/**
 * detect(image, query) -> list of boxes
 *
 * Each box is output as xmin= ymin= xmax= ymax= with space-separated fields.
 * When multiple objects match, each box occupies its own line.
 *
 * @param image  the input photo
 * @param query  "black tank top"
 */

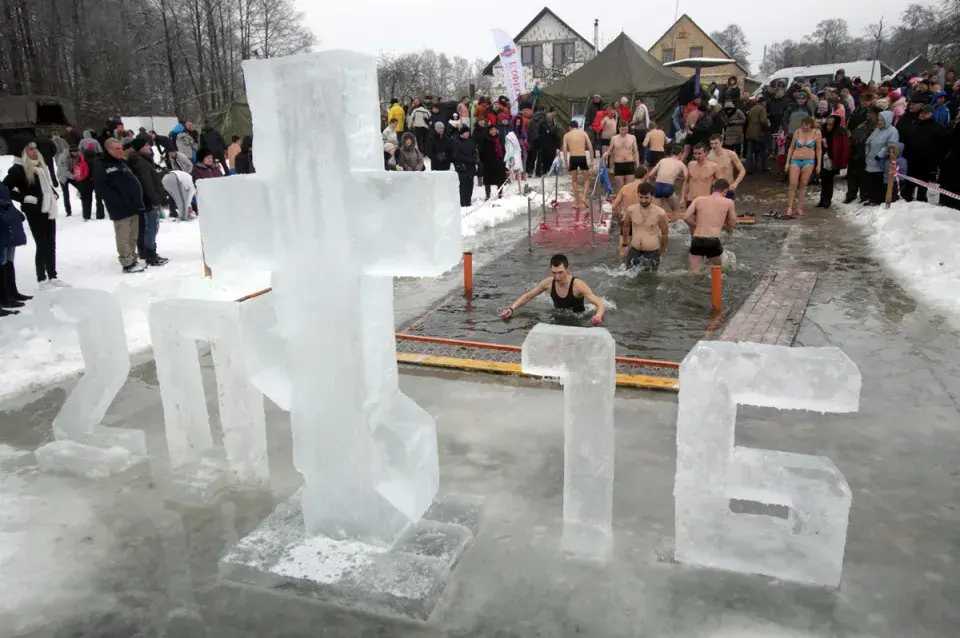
xmin=551 ymin=277 xmax=586 ymax=313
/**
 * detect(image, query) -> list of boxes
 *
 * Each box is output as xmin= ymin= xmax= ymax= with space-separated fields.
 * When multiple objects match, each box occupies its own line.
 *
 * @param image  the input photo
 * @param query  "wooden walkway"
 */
xmin=719 ymin=270 xmax=818 ymax=346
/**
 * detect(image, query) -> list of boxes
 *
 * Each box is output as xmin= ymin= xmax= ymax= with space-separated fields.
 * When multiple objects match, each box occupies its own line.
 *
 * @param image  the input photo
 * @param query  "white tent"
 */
xmin=121 ymin=116 xmax=179 ymax=134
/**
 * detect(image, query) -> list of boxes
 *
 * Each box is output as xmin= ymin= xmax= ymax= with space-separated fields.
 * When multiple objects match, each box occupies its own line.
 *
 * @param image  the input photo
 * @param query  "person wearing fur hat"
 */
xmin=0 ymin=184 xmax=30 ymax=315
xmin=2 ymin=140 xmax=64 ymax=287
xmin=127 ymin=136 xmax=168 ymax=267
xmin=397 ymin=132 xmax=426 ymax=172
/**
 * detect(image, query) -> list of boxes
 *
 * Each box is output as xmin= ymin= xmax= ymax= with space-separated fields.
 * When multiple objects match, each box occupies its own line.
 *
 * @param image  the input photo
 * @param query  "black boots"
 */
xmin=0 ymin=262 xmax=27 ymax=315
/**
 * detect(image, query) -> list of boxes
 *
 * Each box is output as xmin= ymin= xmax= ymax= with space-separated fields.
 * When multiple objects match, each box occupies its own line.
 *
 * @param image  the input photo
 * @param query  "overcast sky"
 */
xmin=301 ymin=0 xmax=917 ymax=77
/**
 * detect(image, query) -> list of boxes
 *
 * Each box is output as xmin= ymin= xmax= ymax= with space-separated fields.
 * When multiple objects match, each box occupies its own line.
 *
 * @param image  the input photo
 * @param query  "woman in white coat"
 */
xmin=504 ymin=125 xmax=524 ymax=194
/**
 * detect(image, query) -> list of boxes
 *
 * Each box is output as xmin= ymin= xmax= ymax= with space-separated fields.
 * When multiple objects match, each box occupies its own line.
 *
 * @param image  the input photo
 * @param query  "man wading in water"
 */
xmin=500 ymin=254 xmax=605 ymax=325
xmin=620 ymin=182 xmax=669 ymax=271
xmin=683 ymin=178 xmax=738 ymax=273
xmin=562 ymin=121 xmax=593 ymax=210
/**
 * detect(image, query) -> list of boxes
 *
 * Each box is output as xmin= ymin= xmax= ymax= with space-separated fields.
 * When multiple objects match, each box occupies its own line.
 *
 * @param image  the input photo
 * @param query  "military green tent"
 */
xmin=538 ymin=32 xmax=687 ymax=132
xmin=207 ymin=96 xmax=252 ymax=141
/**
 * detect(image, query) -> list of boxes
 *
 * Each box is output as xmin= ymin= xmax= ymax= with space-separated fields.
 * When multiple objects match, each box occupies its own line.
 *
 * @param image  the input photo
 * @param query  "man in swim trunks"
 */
xmin=707 ymin=134 xmax=746 ymax=201
xmin=500 ymin=253 xmax=605 ymax=325
xmin=562 ymin=121 xmax=593 ymax=209
xmin=681 ymin=143 xmax=722 ymax=208
xmin=601 ymin=122 xmax=640 ymax=194
xmin=646 ymin=145 xmax=687 ymax=215
xmin=597 ymin=105 xmax=619 ymax=158
xmin=620 ymin=182 xmax=669 ymax=271
xmin=683 ymin=178 xmax=738 ymax=273
xmin=642 ymin=121 xmax=667 ymax=167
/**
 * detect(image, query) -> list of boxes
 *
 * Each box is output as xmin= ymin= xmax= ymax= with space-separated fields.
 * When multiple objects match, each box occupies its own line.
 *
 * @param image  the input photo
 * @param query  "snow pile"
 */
xmin=461 ymin=193 xmax=532 ymax=237
xmin=842 ymin=199 xmax=960 ymax=323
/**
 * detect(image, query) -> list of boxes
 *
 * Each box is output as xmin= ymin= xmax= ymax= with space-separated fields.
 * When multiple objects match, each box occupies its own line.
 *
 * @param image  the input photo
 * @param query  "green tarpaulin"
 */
xmin=538 ymin=32 xmax=686 ymax=132
xmin=206 ymin=96 xmax=252 ymax=141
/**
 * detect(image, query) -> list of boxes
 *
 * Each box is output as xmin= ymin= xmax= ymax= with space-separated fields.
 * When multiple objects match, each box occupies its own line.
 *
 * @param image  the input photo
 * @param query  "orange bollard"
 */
xmin=710 ymin=264 xmax=722 ymax=312
xmin=463 ymin=251 xmax=473 ymax=300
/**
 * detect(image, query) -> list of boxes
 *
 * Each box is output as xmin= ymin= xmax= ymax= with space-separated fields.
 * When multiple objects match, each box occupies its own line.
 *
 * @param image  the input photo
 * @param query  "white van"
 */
xmin=754 ymin=60 xmax=894 ymax=95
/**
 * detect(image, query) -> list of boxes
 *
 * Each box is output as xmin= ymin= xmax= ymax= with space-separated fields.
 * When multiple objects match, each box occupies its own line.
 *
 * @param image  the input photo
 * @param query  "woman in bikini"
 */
xmin=783 ymin=116 xmax=822 ymax=218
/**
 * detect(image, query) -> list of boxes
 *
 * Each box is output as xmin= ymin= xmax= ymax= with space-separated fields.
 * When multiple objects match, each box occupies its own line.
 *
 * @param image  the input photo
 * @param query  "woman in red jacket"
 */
xmin=817 ymin=115 xmax=851 ymax=208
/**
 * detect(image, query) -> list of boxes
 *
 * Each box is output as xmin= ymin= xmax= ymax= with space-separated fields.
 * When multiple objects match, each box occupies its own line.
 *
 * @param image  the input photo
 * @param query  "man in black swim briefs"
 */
xmin=500 ymin=254 xmax=605 ymax=325
xmin=601 ymin=122 xmax=640 ymax=194
xmin=683 ymin=178 xmax=738 ymax=273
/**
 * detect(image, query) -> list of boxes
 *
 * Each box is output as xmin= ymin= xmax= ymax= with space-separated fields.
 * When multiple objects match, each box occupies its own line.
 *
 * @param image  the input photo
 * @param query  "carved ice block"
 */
xmin=674 ymin=340 xmax=860 ymax=587
xmin=522 ymin=323 xmax=616 ymax=560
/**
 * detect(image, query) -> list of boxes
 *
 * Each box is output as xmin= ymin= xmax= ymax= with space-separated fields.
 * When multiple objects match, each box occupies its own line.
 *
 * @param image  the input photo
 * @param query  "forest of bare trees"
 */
xmin=376 ymin=50 xmax=492 ymax=105
xmin=0 ymin=0 xmax=314 ymax=127
xmin=759 ymin=3 xmax=960 ymax=77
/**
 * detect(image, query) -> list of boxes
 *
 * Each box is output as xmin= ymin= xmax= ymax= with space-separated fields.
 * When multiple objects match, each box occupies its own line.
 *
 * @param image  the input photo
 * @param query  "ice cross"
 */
xmin=196 ymin=50 xmax=461 ymax=546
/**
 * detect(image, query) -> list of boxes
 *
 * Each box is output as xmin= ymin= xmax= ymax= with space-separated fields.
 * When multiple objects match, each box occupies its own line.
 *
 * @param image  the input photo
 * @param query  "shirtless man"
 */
xmin=681 ymin=143 xmax=722 ymax=208
xmin=601 ymin=123 xmax=640 ymax=193
xmin=500 ymin=254 xmax=605 ymax=325
xmin=646 ymin=145 xmax=687 ymax=214
xmin=610 ymin=165 xmax=647 ymax=224
xmin=642 ymin=121 xmax=668 ymax=167
xmin=683 ymin=178 xmax=738 ymax=273
xmin=562 ymin=121 xmax=593 ymax=209
xmin=707 ymin=134 xmax=746 ymax=201
xmin=598 ymin=106 xmax=619 ymax=159
xmin=619 ymin=182 xmax=669 ymax=272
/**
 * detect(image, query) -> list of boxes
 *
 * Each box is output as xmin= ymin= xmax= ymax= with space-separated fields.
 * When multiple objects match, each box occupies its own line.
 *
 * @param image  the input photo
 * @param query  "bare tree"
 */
xmin=710 ymin=24 xmax=751 ymax=74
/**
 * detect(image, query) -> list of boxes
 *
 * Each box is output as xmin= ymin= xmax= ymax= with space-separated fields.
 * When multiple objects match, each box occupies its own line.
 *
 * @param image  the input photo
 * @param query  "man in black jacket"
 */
xmin=127 ymin=137 xmax=169 ymax=266
xmin=200 ymin=121 xmax=229 ymax=174
xmin=452 ymin=127 xmax=477 ymax=206
xmin=899 ymin=105 xmax=943 ymax=202
xmin=93 ymin=138 xmax=146 ymax=273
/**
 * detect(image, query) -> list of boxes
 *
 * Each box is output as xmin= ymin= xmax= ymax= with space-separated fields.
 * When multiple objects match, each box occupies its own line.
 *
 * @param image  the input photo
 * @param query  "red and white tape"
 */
xmin=894 ymin=171 xmax=960 ymax=202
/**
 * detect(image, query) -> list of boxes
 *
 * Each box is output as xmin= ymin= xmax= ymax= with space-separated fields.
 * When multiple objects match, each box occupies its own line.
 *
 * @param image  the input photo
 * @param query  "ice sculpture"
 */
xmin=148 ymin=299 xmax=268 ymax=486
xmin=522 ymin=324 xmax=616 ymax=559
xmin=674 ymin=341 xmax=861 ymax=587
xmin=196 ymin=50 xmax=460 ymax=546
xmin=32 ymin=289 xmax=145 ymax=476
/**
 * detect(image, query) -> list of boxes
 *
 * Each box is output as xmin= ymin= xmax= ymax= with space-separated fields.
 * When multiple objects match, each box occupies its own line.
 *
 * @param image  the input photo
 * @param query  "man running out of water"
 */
xmin=646 ymin=145 xmax=687 ymax=214
xmin=620 ymin=182 xmax=669 ymax=271
xmin=707 ymin=134 xmax=746 ymax=200
xmin=562 ymin=121 xmax=593 ymax=210
xmin=500 ymin=254 xmax=605 ymax=325
xmin=601 ymin=122 xmax=640 ymax=193
xmin=683 ymin=178 xmax=738 ymax=273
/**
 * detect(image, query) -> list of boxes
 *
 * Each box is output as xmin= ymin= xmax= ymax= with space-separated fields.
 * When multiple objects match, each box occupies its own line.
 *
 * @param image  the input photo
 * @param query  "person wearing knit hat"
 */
xmin=130 ymin=136 xmax=149 ymax=153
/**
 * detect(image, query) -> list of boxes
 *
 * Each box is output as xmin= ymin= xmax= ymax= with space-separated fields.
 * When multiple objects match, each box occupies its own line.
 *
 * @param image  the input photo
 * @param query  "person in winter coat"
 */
xmin=171 ymin=122 xmax=198 ymax=161
xmin=617 ymin=98 xmax=632 ymax=125
xmin=721 ymin=102 xmax=746 ymax=156
xmin=536 ymin=110 xmax=559 ymax=178
xmin=397 ymin=132 xmax=426 ymax=172
xmin=426 ymin=122 xmax=453 ymax=172
xmin=407 ymin=99 xmax=432 ymax=152
xmin=150 ymin=131 xmax=172 ymax=153
xmin=162 ymin=169 xmax=196 ymax=223
xmin=631 ymin=98 xmax=650 ymax=136
xmin=166 ymin=148 xmax=193 ymax=174
xmin=387 ymin=99 xmax=406 ymax=133
xmin=745 ymin=100 xmax=770 ymax=173
xmin=584 ymin=95 xmax=603 ymax=150
xmin=844 ymin=107 xmax=878 ymax=204
xmin=3 ymin=141 xmax=63 ymax=286
xmin=382 ymin=119 xmax=400 ymax=148
xmin=65 ymin=147 xmax=95 ymax=220
xmin=235 ymin=136 xmax=255 ymax=174
xmin=62 ymin=125 xmax=82 ymax=148
xmin=127 ymin=137 xmax=168 ymax=266
xmin=191 ymin=149 xmax=225 ymax=182
xmin=719 ymin=76 xmax=741 ymax=106
xmin=452 ymin=127 xmax=478 ymax=206
xmin=478 ymin=126 xmax=506 ymax=199
xmin=94 ymin=138 xmax=146 ymax=272
xmin=384 ymin=143 xmax=398 ymax=170
xmin=504 ymin=126 xmax=524 ymax=189
xmin=200 ymin=121 xmax=229 ymax=173
xmin=0 ymin=184 xmax=30 ymax=315
xmin=54 ymin=140 xmax=75 ymax=216
xmin=79 ymin=129 xmax=103 ymax=155
xmin=864 ymin=111 xmax=900 ymax=205
xmin=931 ymin=91 xmax=951 ymax=127
xmin=782 ymin=88 xmax=817 ymax=136
xmin=816 ymin=116 xmax=850 ymax=207
xmin=938 ymin=119 xmax=960 ymax=210
xmin=899 ymin=105 xmax=943 ymax=202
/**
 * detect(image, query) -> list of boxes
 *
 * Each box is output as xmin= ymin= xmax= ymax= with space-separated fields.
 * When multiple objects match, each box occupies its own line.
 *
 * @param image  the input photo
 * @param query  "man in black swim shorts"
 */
xmin=562 ymin=121 xmax=593 ymax=209
xmin=683 ymin=178 xmax=738 ymax=272
xmin=601 ymin=122 xmax=640 ymax=194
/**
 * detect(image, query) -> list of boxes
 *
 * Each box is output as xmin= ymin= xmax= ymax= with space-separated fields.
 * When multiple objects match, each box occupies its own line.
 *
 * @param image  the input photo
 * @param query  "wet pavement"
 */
xmin=2 ymin=175 xmax=960 ymax=637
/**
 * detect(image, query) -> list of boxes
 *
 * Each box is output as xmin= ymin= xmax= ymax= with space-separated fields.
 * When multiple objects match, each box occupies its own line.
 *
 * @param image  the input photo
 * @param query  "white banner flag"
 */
xmin=492 ymin=29 xmax=527 ymax=115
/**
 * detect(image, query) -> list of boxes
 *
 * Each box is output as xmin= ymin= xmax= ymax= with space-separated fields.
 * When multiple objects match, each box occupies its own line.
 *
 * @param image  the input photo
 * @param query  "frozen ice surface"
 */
xmin=196 ymin=51 xmax=460 ymax=546
xmin=34 ymin=440 xmax=143 ymax=479
xmin=33 ymin=289 xmax=146 ymax=455
xmin=148 ymin=299 xmax=268 ymax=486
xmin=522 ymin=324 xmax=616 ymax=560
xmin=675 ymin=340 xmax=861 ymax=587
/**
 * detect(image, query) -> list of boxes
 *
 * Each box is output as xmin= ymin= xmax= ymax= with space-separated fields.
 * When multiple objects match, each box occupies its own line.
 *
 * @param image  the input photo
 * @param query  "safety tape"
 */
xmin=894 ymin=171 xmax=960 ymax=202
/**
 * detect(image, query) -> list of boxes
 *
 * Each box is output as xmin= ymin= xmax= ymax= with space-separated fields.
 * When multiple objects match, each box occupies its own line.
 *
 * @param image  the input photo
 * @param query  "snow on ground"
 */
xmin=841 ymin=197 xmax=960 ymax=326
xmin=0 ymin=155 xmax=535 ymax=403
